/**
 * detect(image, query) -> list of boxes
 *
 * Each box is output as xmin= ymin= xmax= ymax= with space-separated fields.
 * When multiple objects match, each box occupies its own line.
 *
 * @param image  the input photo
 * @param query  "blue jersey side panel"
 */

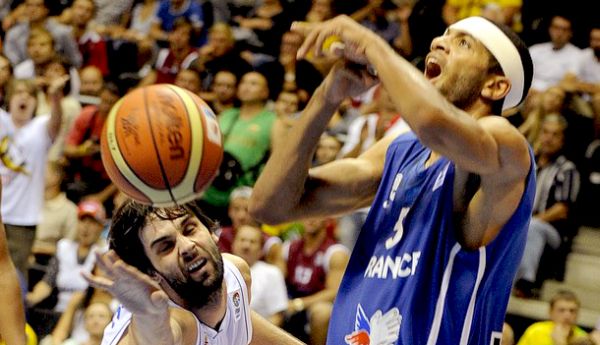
xmin=327 ymin=132 xmax=535 ymax=345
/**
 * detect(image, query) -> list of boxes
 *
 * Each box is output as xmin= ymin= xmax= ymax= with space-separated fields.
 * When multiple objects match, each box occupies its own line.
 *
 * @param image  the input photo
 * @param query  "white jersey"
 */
xmin=101 ymin=259 xmax=253 ymax=345
xmin=0 ymin=110 xmax=52 ymax=225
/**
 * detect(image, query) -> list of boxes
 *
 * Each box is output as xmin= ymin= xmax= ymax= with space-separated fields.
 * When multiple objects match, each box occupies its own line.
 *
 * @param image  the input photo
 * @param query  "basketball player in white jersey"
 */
xmin=83 ymin=201 xmax=303 ymax=345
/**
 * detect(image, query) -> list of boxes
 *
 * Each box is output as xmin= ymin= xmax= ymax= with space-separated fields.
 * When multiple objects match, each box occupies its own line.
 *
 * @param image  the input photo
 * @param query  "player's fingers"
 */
xmin=290 ymin=21 xmax=313 ymax=36
xmin=313 ymin=28 xmax=336 ymax=58
xmin=292 ymin=26 xmax=317 ymax=59
xmin=81 ymin=270 xmax=114 ymax=290
xmin=113 ymin=260 xmax=157 ymax=286
xmin=94 ymin=251 xmax=117 ymax=278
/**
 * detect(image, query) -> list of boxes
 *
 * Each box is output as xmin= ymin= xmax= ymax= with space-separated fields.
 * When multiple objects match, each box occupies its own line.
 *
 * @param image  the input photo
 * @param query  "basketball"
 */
xmin=100 ymin=84 xmax=223 ymax=207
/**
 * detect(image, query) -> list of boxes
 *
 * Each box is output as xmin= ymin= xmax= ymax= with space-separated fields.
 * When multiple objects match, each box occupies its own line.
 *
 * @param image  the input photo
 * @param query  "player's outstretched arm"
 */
xmin=83 ymin=250 xmax=188 ymax=345
xmin=293 ymin=15 xmax=529 ymax=177
xmin=250 ymin=62 xmax=385 ymax=225
xmin=250 ymin=310 xmax=306 ymax=345
xmin=0 ymin=180 xmax=27 ymax=345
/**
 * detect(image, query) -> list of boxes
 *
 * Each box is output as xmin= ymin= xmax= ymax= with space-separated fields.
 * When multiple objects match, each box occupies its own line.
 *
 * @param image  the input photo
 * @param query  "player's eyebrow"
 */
xmin=150 ymin=235 xmax=173 ymax=250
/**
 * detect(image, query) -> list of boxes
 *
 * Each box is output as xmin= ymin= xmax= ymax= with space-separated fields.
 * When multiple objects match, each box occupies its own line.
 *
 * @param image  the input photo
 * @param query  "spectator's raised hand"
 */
xmin=47 ymin=75 xmax=70 ymax=98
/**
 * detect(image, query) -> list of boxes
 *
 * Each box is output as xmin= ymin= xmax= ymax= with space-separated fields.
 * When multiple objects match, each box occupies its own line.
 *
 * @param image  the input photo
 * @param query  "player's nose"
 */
xmin=430 ymin=36 xmax=449 ymax=53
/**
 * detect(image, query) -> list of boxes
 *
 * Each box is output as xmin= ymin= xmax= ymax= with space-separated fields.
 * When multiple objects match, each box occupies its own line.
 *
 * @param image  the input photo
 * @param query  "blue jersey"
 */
xmin=328 ymin=132 xmax=535 ymax=345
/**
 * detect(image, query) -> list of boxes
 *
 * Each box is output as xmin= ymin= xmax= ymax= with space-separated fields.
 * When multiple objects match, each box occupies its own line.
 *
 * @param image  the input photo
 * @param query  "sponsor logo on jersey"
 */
xmin=344 ymin=304 xmax=401 ymax=345
xmin=231 ymin=290 xmax=242 ymax=321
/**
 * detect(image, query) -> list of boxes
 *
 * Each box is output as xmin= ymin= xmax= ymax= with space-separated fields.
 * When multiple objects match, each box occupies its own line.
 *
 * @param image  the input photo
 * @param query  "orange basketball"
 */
xmin=100 ymin=84 xmax=223 ymax=207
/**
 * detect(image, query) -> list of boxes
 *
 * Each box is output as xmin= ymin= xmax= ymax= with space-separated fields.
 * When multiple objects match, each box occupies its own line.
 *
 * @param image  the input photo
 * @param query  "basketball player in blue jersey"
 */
xmin=82 ymin=201 xmax=304 ymax=345
xmin=251 ymin=15 xmax=535 ymax=345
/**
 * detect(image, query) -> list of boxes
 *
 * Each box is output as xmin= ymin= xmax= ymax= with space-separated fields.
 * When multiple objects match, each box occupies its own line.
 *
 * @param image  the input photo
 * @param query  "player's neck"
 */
xmin=190 ymin=280 xmax=228 ymax=329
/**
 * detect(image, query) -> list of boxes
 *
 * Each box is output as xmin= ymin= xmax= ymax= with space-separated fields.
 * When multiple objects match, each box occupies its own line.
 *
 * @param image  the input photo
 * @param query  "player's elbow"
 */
xmin=248 ymin=196 xmax=285 ymax=225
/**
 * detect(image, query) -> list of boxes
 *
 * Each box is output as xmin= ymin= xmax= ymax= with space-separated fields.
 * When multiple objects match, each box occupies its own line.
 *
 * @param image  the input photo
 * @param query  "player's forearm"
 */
xmin=365 ymin=39 xmax=502 ymax=173
xmin=250 ymin=311 xmax=305 ymax=345
xmin=130 ymin=313 xmax=177 ymax=345
xmin=250 ymin=85 xmax=338 ymax=224
xmin=0 ymin=259 xmax=27 ymax=345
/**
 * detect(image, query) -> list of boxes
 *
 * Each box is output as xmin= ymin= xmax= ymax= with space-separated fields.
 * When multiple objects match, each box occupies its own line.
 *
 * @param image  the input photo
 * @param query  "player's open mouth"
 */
xmin=425 ymin=60 xmax=442 ymax=80
xmin=187 ymin=258 xmax=207 ymax=273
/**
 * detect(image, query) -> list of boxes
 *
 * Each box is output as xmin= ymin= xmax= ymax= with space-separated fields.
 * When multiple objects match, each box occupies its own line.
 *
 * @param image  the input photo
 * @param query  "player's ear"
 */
xmin=481 ymin=75 xmax=510 ymax=102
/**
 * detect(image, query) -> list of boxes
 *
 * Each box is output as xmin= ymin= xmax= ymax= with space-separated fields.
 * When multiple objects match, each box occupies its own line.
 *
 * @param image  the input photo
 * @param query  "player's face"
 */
xmin=232 ymin=225 xmax=263 ymax=266
xmin=425 ymin=30 xmax=492 ymax=110
xmin=550 ymin=300 xmax=579 ymax=326
xmin=140 ymin=214 xmax=224 ymax=308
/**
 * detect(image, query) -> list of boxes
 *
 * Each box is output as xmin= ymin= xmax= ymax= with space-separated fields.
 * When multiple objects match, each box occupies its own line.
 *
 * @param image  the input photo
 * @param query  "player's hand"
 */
xmin=292 ymin=15 xmax=378 ymax=64
xmin=321 ymin=60 xmax=379 ymax=106
xmin=83 ymin=250 xmax=169 ymax=316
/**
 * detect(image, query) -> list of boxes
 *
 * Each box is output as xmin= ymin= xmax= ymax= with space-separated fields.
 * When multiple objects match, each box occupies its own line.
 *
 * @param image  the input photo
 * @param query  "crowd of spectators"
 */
xmin=1 ymin=0 xmax=600 ymax=344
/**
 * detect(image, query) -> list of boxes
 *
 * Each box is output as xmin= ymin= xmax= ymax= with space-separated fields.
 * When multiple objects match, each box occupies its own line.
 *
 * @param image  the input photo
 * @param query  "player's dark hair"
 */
xmin=109 ymin=200 xmax=217 ymax=275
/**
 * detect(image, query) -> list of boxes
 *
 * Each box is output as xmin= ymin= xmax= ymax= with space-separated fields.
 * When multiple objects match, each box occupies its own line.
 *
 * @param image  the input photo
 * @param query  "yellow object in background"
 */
xmin=0 ymin=323 xmax=38 ymax=345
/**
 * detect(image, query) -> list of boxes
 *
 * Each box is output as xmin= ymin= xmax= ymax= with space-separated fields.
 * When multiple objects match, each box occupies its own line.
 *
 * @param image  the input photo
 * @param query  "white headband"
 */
xmin=449 ymin=17 xmax=525 ymax=110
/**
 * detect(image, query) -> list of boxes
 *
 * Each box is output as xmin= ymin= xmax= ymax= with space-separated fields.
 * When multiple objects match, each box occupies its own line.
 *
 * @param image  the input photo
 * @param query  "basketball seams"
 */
xmin=108 ymin=99 xmax=155 ymax=195
xmin=142 ymin=87 xmax=178 ymax=204
xmin=168 ymin=85 xmax=205 ymax=199
xmin=105 ymin=96 xmax=173 ymax=204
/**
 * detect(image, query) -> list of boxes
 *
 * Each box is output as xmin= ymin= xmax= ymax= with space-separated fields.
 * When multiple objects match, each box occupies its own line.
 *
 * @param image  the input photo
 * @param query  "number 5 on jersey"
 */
xmin=385 ymin=207 xmax=410 ymax=249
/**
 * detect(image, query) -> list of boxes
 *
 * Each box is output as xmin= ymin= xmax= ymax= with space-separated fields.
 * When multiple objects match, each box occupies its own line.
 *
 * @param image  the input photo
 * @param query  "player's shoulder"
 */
xmin=478 ymin=115 xmax=530 ymax=177
xmin=223 ymin=254 xmax=252 ymax=288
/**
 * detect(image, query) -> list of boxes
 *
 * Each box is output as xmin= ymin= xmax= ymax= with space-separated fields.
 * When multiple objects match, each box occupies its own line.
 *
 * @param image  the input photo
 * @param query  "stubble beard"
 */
xmin=165 ymin=249 xmax=225 ymax=309
xmin=438 ymin=71 xmax=487 ymax=111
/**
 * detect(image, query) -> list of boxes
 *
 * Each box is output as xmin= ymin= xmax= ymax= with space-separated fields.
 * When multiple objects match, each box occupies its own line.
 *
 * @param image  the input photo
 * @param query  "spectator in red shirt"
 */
xmin=283 ymin=217 xmax=349 ymax=345
xmin=63 ymin=83 xmax=121 ymax=205
xmin=141 ymin=17 xmax=198 ymax=86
